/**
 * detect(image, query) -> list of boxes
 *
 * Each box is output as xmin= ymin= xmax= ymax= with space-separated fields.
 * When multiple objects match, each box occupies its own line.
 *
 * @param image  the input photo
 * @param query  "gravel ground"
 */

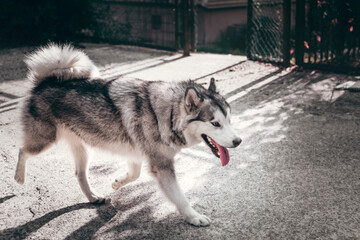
xmin=0 ymin=43 xmax=359 ymax=239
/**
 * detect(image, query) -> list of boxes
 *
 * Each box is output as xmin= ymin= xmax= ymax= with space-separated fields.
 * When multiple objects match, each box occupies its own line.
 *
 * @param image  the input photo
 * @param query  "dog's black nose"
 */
xmin=233 ymin=138 xmax=242 ymax=147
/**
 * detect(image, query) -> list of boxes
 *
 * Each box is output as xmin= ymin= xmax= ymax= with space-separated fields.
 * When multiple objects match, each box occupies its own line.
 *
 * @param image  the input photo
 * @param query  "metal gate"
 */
xmin=248 ymin=0 xmax=359 ymax=72
xmin=247 ymin=0 xmax=291 ymax=66
xmin=295 ymin=0 xmax=360 ymax=73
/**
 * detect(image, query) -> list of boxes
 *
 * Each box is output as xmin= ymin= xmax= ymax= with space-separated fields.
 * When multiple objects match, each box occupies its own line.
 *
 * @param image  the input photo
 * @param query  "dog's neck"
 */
xmin=169 ymin=101 xmax=187 ymax=146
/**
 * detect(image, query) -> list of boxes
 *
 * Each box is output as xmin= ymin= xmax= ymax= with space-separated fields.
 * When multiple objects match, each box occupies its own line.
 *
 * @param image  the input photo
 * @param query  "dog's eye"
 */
xmin=211 ymin=121 xmax=221 ymax=127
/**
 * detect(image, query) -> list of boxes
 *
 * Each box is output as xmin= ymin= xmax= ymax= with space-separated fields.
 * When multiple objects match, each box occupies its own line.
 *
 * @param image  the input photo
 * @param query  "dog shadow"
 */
xmin=0 ymin=195 xmax=15 ymax=204
xmin=0 ymin=183 xmax=189 ymax=240
xmin=0 ymin=200 xmax=103 ymax=240
xmin=0 ymin=189 xmax=151 ymax=240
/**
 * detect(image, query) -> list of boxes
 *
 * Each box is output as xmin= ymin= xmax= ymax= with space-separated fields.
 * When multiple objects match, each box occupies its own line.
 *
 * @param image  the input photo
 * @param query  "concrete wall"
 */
xmin=93 ymin=2 xmax=177 ymax=49
xmin=196 ymin=7 xmax=247 ymax=45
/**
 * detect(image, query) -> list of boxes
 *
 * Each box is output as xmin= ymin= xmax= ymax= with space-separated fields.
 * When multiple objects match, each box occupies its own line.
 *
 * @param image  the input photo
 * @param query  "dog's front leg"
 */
xmin=150 ymin=163 xmax=211 ymax=226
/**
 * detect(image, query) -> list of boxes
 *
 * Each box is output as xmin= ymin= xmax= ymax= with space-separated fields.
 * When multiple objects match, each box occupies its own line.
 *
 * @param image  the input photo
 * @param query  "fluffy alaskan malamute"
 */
xmin=14 ymin=44 xmax=241 ymax=226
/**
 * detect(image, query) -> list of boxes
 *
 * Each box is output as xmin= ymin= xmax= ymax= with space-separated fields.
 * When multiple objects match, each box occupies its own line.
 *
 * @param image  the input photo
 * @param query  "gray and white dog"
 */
xmin=14 ymin=44 xmax=241 ymax=226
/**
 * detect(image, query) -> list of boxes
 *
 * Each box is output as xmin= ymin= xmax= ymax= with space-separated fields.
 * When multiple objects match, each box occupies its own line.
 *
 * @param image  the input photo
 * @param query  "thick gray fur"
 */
xmin=14 ymin=44 xmax=241 ymax=227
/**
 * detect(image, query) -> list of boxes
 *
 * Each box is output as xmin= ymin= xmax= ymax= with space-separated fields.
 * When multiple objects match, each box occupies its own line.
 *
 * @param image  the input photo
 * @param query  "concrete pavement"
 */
xmin=0 ymin=44 xmax=359 ymax=239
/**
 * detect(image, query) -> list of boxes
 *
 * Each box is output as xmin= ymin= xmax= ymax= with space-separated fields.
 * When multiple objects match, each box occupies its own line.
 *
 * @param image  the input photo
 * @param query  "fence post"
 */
xmin=283 ymin=0 xmax=291 ymax=67
xmin=175 ymin=0 xmax=179 ymax=51
xmin=183 ymin=0 xmax=190 ymax=56
xmin=295 ymin=0 xmax=305 ymax=66
xmin=190 ymin=0 xmax=195 ymax=52
xmin=246 ymin=0 xmax=253 ymax=60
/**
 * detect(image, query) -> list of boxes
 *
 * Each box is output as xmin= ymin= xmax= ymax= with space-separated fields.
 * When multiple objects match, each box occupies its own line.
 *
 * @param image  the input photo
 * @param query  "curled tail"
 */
xmin=25 ymin=43 xmax=99 ymax=85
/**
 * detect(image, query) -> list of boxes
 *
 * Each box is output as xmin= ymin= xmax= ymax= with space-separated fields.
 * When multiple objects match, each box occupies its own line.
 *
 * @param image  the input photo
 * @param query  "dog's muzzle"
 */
xmin=201 ymin=134 xmax=231 ymax=166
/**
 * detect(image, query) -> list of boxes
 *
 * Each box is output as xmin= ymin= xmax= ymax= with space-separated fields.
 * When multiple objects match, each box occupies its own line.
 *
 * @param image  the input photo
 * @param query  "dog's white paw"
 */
xmin=112 ymin=176 xmax=129 ymax=190
xmin=111 ymin=180 xmax=123 ymax=190
xmin=88 ymin=194 xmax=111 ymax=204
xmin=185 ymin=211 xmax=211 ymax=226
xmin=14 ymin=171 xmax=25 ymax=185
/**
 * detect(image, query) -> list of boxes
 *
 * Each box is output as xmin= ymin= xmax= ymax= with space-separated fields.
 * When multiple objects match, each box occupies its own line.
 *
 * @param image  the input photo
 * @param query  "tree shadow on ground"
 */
xmin=0 ymin=195 xmax=15 ymax=204
xmin=64 ymin=189 xmax=158 ymax=240
xmin=226 ymin=67 xmax=358 ymax=145
xmin=0 ymin=203 xmax=100 ymax=239
xmin=229 ymin=67 xmax=356 ymax=113
xmin=0 ymin=185 xmax=156 ymax=240
xmin=0 ymin=194 xmax=155 ymax=240
xmin=0 ymin=183 xmax=187 ymax=240
xmin=203 ymin=67 xmax=360 ymax=239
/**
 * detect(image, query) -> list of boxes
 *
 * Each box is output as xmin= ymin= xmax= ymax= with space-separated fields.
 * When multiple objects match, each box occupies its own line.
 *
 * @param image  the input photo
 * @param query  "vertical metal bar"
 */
xmin=312 ymin=0 xmax=318 ymax=63
xmin=320 ymin=30 xmax=324 ymax=63
xmin=175 ymin=0 xmax=179 ymax=51
xmin=190 ymin=0 xmax=195 ymax=52
xmin=313 ymin=5 xmax=317 ymax=65
xmin=308 ymin=0 xmax=315 ymax=63
xmin=283 ymin=0 xmax=291 ymax=67
xmin=183 ymin=0 xmax=190 ymax=56
xmin=295 ymin=0 xmax=305 ymax=66
xmin=330 ymin=0 xmax=336 ymax=62
xmin=337 ymin=1 xmax=346 ymax=64
xmin=324 ymin=22 xmax=329 ymax=63
xmin=247 ymin=0 xmax=253 ymax=60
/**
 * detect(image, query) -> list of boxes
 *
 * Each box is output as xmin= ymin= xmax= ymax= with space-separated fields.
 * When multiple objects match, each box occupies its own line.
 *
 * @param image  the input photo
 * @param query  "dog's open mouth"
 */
xmin=201 ymin=134 xmax=230 ymax=166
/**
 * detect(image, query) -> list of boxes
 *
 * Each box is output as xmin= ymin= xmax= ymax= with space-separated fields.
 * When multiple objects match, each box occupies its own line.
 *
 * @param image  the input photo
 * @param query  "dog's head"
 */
xmin=183 ymin=78 xmax=241 ymax=166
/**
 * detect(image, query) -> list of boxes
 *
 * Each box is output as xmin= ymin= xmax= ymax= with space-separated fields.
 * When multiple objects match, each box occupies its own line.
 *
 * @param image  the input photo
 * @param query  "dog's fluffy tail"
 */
xmin=25 ymin=43 xmax=99 ymax=84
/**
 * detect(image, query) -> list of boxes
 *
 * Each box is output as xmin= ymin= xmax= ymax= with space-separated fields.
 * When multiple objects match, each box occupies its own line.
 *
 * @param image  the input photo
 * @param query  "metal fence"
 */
xmin=247 ymin=0 xmax=290 ymax=65
xmin=296 ymin=0 xmax=360 ymax=72
xmin=248 ymin=0 xmax=359 ymax=72
xmin=93 ymin=0 xmax=180 ymax=50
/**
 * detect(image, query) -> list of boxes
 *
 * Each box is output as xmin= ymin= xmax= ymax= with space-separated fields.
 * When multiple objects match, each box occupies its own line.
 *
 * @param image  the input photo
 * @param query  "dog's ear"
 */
xmin=185 ymin=87 xmax=202 ymax=113
xmin=208 ymin=78 xmax=217 ymax=93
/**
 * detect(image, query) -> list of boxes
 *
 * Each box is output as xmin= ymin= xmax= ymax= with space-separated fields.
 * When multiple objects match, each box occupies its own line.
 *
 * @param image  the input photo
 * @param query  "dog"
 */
xmin=14 ymin=44 xmax=241 ymax=226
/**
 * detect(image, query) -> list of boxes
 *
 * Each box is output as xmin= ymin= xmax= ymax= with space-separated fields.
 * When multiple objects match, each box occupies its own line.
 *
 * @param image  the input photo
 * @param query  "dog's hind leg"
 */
xmin=14 ymin=148 xmax=31 ymax=184
xmin=68 ymin=138 xmax=108 ymax=204
xmin=150 ymin=160 xmax=211 ymax=227
xmin=15 ymin=121 xmax=56 ymax=184
xmin=112 ymin=160 xmax=142 ymax=190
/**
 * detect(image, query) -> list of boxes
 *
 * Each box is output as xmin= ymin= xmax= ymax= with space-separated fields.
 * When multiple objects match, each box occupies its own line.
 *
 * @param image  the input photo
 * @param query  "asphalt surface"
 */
xmin=0 ymin=43 xmax=359 ymax=239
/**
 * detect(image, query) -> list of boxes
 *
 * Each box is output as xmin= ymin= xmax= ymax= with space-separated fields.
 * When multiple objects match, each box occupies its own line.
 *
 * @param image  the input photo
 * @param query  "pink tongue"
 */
xmin=212 ymin=140 xmax=230 ymax=166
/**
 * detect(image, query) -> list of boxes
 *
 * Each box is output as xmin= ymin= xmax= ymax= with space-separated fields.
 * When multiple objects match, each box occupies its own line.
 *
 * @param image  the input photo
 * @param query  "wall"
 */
xmin=197 ymin=7 xmax=247 ymax=44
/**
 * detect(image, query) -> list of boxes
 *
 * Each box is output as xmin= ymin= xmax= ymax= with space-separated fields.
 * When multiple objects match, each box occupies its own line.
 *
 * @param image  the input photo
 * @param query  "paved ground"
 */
xmin=0 ymin=43 xmax=359 ymax=239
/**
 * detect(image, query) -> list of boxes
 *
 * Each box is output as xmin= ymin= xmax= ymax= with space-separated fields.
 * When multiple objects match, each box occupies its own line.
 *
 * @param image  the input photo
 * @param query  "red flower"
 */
xmin=304 ymin=41 xmax=309 ymax=49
